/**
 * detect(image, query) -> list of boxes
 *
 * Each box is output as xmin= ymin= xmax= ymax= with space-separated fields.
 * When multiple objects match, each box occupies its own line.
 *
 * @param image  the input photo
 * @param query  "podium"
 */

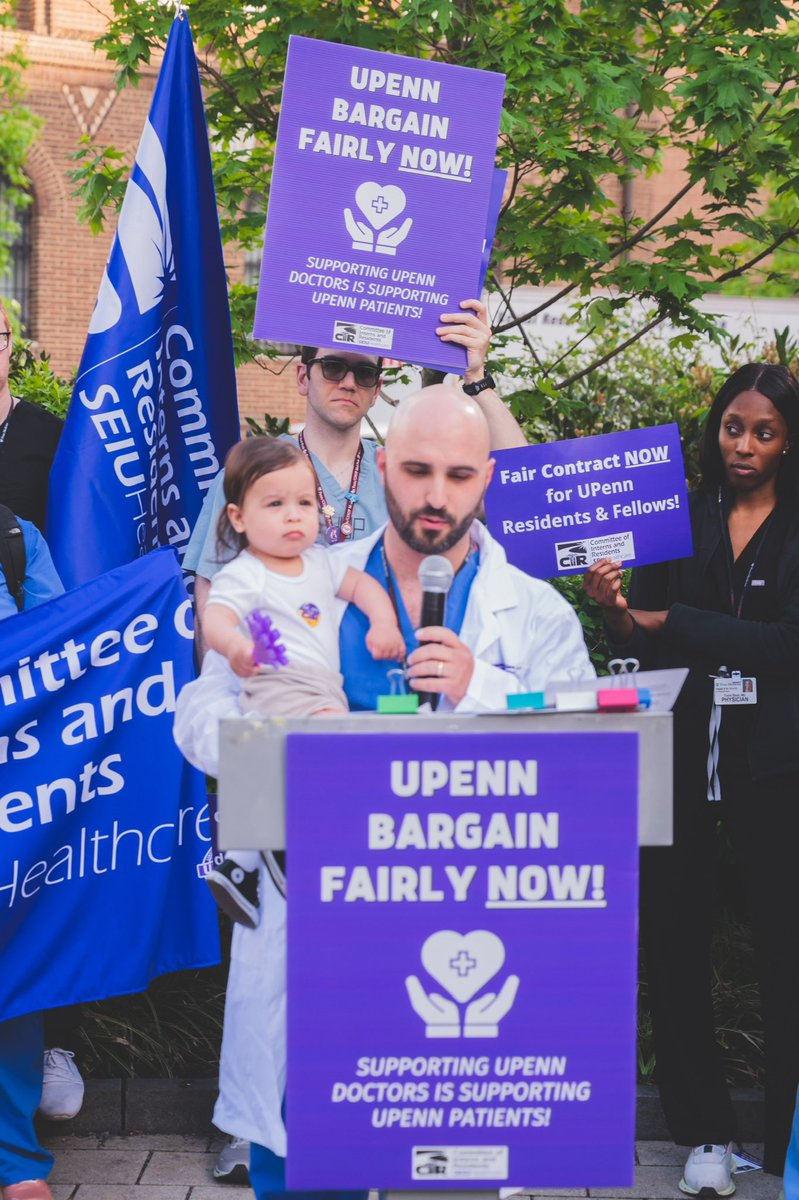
xmin=218 ymin=710 xmax=673 ymax=852
xmin=216 ymin=711 xmax=672 ymax=1194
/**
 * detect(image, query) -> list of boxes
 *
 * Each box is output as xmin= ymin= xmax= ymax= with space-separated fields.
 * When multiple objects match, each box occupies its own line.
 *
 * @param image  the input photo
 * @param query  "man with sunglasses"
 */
xmin=185 ymin=297 xmax=525 ymax=653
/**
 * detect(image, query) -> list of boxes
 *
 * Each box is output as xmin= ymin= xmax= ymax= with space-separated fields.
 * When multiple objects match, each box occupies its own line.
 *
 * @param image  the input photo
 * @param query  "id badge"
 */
xmin=714 ymin=674 xmax=757 ymax=705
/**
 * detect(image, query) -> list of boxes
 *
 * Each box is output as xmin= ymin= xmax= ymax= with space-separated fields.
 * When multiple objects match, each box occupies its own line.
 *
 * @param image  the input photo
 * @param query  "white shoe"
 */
xmin=212 ymin=1135 xmax=250 ymax=1183
xmin=679 ymin=1143 xmax=735 ymax=1196
xmin=38 ymin=1048 xmax=85 ymax=1120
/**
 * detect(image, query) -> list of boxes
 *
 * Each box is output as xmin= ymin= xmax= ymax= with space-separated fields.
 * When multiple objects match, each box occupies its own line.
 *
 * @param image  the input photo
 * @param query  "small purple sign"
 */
xmin=254 ymin=38 xmax=505 ymax=372
xmin=484 ymin=424 xmax=693 ymax=578
xmin=286 ymin=731 xmax=639 ymax=1189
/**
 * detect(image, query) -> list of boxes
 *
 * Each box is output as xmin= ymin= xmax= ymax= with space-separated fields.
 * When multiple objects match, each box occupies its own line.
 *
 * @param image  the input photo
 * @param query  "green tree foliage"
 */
xmin=719 ymin=183 xmax=799 ymax=296
xmin=0 ymin=2 xmax=42 ymax=280
xmin=77 ymin=0 xmax=799 ymax=402
xmin=9 ymin=335 xmax=73 ymax=417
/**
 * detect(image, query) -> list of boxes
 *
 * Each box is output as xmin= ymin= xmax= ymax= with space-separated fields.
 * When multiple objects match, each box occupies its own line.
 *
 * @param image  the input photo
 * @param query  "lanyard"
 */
xmin=718 ymin=487 xmax=774 ymax=619
xmin=298 ymin=431 xmax=363 ymax=544
xmin=0 ymin=402 xmax=14 ymax=448
xmin=380 ymin=541 xmax=409 ymax=645
xmin=380 ymin=537 xmax=477 ymax=629
xmin=707 ymin=489 xmax=774 ymax=803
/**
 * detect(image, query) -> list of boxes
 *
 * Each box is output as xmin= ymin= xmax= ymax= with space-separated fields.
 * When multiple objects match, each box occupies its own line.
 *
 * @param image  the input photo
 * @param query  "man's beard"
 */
xmin=384 ymin=479 xmax=480 ymax=554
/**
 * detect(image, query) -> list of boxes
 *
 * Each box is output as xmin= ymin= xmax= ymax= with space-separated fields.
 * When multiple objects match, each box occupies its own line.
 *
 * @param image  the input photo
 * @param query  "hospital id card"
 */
xmin=714 ymin=676 xmax=757 ymax=705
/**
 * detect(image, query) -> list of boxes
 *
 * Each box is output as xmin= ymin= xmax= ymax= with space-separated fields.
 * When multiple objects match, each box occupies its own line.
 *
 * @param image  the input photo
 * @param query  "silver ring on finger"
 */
xmin=437 ymin=661 xmax=444 ymax=677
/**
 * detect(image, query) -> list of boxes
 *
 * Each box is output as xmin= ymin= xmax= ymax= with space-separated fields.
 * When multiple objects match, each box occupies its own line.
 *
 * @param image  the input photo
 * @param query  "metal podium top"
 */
xmin=217 ymin=710 xmax=673 ymax=850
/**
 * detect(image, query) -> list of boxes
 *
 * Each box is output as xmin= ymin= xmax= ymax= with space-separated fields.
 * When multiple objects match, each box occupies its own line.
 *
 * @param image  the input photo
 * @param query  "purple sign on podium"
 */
xmin=286 ymin=731 xmax=639 ymax=1190
xmin=254 ymin=38 xmax=505 ymax=373
xmin=485 ymin=424 xmax=693 ymax=578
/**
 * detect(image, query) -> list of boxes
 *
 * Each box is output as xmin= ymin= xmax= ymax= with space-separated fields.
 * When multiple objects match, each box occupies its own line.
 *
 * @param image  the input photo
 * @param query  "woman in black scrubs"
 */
xmin=585 ymin=363 xmax=799 ymax=1195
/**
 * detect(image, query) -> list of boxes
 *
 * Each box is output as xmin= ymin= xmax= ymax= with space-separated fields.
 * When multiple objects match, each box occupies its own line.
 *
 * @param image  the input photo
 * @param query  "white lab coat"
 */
xmin=174 ymin=520 xmax=595 ymax=1152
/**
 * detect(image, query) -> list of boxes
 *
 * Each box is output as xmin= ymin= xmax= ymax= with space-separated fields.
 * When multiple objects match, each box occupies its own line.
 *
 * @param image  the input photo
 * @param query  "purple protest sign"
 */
xmin=477 ymin=168 xmax=508 ymax=294
xmin=253 ymin=38 xmax=505 ymax=372
xmin=484 ymin=424 xmax=693 ymax=578
xmin=286 ymin=730 xmax=638 ymax=1190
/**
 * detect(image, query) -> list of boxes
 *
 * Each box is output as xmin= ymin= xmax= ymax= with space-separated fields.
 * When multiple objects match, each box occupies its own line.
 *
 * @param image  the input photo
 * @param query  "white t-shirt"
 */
xmin=207 ymin=546 xmax=349 ymax=673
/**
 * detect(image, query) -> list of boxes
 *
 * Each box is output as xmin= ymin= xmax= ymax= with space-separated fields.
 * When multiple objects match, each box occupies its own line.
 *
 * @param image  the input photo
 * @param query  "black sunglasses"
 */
xmin=306 ymin=356 xmax=381 ymax=389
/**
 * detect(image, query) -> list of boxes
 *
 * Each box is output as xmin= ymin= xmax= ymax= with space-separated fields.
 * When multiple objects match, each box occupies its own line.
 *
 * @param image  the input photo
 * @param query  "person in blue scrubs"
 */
xmin=0 ymin=516 xmax=64 ymax=1200
xmin=177 ymin=389 xmax=591 ymax=1200
xmin=0 ymin=515 xmax=64 ymax=618
xmin=191 ymin=306 xmax=527 ymax=1188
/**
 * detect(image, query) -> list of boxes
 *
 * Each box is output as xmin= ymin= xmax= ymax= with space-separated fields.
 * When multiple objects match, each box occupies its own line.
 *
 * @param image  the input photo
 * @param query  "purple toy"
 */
xmin=246 ymin=610 xmax=290 ymax=668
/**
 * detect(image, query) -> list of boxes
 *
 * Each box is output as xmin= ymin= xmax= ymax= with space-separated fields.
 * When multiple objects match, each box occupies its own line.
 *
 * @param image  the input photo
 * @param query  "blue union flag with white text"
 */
xmin=48 ymin=15 xmax=239 ymax=589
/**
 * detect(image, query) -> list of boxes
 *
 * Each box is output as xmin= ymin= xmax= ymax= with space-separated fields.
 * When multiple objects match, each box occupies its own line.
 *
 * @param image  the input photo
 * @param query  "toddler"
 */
xmin=202 ymin=436 xmax=404 ymax=925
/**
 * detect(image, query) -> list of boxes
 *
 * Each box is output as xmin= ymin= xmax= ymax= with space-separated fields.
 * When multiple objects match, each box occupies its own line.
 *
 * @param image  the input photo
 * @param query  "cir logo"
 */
xmin=555 ymin=540 xmax=589 ymax=569
xmin=413 ymin=1149 xmax=449 ymax=1178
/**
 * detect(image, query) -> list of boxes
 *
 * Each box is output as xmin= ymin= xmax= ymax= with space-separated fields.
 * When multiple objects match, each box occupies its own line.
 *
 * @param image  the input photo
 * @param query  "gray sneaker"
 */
xmin=39 ymin=1048 xmax=85 ymax=1120
xmin=680 ymin=1143 xmax=735 ymax=1196
xmin=213 ymin=1136 xmax=250 ymax=1184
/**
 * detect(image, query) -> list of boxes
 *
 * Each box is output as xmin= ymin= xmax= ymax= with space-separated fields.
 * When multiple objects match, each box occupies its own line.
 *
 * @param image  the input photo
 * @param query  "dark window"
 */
xmin=0 ymin=180 xmax=32 ymax=330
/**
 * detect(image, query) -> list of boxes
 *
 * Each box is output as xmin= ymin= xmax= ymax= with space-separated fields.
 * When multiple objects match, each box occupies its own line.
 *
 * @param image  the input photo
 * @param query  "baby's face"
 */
xmin=228 ymin=460 xmax=319 ymax=561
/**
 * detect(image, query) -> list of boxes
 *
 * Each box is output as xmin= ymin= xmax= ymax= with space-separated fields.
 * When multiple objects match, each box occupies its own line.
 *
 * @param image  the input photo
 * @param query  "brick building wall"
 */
xmin=2 ymin=0 xmax=158 ymax=366
xmin=0 ymin=0 xmax=301 ymax=430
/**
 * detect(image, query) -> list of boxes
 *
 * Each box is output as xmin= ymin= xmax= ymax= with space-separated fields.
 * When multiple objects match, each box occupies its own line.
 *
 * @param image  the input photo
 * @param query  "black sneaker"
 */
xmin=206 ymin=859 xmax=260 ymax=927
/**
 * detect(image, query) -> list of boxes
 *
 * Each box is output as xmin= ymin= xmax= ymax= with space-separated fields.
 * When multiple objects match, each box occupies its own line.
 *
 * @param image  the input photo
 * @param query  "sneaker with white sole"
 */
xmin=206 ymin=859 xmax=260 ymax=928
xmin=213 ymin=1135 xmax=250 ymax=1184
xmin=38 ymin=1048 xmax=85 ymax=1120
xmin=680 ymin=1143 xmax=735 ymax=1196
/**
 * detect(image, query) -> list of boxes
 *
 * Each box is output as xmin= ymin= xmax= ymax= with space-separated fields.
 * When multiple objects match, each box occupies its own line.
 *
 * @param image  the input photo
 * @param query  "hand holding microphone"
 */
xmin=407 ymin=555 xmax=475 ymax=709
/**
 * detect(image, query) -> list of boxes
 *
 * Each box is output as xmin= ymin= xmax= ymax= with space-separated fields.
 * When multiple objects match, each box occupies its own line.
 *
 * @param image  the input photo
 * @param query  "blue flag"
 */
xmin=0 ymin=550 xmax=220 ymax=1021
xmin=48 ymin=15 xmax=239 ymax=590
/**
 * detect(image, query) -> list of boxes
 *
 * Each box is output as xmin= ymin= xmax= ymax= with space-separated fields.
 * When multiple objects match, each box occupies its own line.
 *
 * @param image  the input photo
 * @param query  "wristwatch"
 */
xmin=462 ymin=373 xmax=496 ymax=396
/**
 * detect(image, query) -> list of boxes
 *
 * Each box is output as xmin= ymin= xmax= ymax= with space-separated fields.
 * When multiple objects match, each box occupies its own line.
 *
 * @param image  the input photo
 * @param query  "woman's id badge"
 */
xmin=714 ymin=671 xmax=757 ymax=705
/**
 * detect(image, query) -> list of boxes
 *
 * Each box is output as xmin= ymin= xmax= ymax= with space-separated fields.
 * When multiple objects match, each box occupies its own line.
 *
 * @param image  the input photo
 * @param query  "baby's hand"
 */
xmin=227 ymin=635 xmax=260 ymax=678
xmin=366 ymin=620 xmax=407 ymax=662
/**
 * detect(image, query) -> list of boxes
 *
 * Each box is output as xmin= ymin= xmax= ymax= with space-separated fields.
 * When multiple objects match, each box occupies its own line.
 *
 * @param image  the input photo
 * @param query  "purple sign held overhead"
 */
xmin=484 ymin=424 xmax=693 ymax=578
xmin=286 ymin=731 xmax=639 ymax=1190
xmin=254 ymin=38 xmax=506 ymax=372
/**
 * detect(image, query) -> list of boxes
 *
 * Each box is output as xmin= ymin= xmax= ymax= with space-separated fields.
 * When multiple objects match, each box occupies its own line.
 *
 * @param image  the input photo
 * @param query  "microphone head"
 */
xmin=418 ymin=555 xmax=455 ymax=595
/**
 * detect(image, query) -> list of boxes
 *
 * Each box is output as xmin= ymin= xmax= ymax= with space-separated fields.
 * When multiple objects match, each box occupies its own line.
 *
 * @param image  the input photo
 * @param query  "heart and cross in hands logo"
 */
xmin=406 ymin=930 xmax=520 ymax=1039
xmin=344 ymin=182 xmax=413 ymax=256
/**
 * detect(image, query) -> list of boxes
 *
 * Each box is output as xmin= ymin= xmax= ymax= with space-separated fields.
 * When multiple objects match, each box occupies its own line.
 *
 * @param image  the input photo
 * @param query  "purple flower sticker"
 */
xmin=299 ymin=602 xmax=321 ymax=628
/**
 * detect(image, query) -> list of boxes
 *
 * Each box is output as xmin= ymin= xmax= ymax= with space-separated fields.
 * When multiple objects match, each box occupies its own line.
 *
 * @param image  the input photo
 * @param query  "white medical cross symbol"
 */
xmin=450 ymin=950 xmax=478 ymax=977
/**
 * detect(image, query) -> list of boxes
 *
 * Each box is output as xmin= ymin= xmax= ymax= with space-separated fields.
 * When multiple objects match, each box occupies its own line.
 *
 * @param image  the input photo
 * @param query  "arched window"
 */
xmin=0 ymin=179 xmax=32 ymax=330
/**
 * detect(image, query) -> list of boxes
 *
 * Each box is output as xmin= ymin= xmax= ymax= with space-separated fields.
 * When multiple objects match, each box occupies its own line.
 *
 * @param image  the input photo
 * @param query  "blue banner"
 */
xmin=484 ymin=424 xmax=693 ymax=578
xmin=0 ymin=550 xmax=220 ymax=1021
xmin=48 ymin=15 xmax=239 ymax=590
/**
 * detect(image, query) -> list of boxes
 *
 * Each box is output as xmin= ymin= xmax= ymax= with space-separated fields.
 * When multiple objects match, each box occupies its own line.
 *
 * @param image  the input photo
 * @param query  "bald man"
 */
xmin=177 ymin=385 xmax=593 ymax=743
xmin=174 ymin=387 xmax=594 ymax=1200
xmin=335 ymin=385 xmax=594 ymax=711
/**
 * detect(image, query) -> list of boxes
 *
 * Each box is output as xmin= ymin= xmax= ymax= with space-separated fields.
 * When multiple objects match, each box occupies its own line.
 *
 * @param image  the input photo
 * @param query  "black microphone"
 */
xmin=416 ymin=555 xmax=455 ymax=711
